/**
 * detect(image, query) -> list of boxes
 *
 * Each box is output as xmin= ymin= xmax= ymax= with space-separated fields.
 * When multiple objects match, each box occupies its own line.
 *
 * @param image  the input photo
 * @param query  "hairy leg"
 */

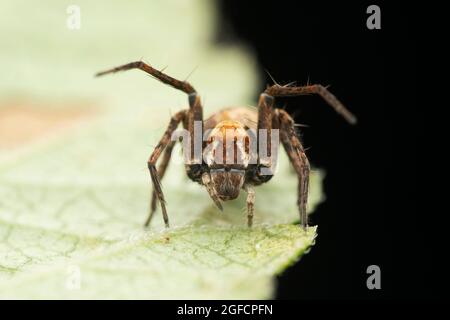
xmin=95 ymin=60 xmax=203 ymax=139
xmin=96 ymin=61 xmax=196 ymax=94
xmin=96 ymin=61 xmax=205 ymax=226
xmin=145 ymin=140 xmax=176 ymax=227
xmin=265 ymin=84 xmax=357 ymax=124
xmin=275 ymin=109 xmax=311 ymax=230
xmin=243 ymin=185 xmax=255 ymax=227
xmin=147 ymin=110 xmax=187 ymax=228
xmin=256 ymin=93 xmax=276 ymax=173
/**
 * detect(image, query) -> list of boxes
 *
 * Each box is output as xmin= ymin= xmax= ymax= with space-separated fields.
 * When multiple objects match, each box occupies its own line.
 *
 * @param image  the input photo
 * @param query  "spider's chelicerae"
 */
xmin=96 ymin=61 xmax=357 ymax=230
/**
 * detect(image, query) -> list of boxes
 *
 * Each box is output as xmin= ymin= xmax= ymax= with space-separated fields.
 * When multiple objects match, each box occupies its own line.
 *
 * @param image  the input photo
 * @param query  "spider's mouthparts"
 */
xmin=213 ymin=199 xmax=224 ymax=212
xmin=201 ymin=172 xmax=224 ymax=212
xmin=209 ymin=191 xmax=223 ymax=211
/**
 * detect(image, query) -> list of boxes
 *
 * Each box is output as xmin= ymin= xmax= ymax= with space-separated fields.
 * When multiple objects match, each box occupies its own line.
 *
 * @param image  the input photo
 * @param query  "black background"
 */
xmin=216 ymin=1 xmax=427 ymax=299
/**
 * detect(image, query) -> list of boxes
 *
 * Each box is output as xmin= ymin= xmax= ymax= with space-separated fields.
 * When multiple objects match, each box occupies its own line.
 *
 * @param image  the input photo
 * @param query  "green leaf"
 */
xmin=0 ymin=0 xmax=324 ymax=299
xmin=0 ymin=116 xmax=323 ymax=298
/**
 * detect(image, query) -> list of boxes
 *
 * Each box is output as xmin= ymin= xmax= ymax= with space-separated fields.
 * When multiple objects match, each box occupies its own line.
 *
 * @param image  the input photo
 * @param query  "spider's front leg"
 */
xmin=256 ymin=93 xmax=310 ymax=230
xmin=256 ymin=83 xmax=357 ymax=229
xmin=233 ymin=93 xmax=276 ymax=228
xmin=147 ymin=93 xmax=202 ymax=228
xmin=265 ymin=84 xmax=357 ymax=125
xmin=147 ymin=110 xmax=187 ymax=228
xmin=275 ymin=109 xmax=311 ymax=230
xmin=146 ymin=139 xmax=176 ymax=227
xmin=96 ymin=60 xmax=204 ymax=228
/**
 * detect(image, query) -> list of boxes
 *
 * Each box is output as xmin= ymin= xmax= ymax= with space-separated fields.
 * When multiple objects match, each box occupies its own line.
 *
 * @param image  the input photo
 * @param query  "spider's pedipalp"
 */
xmin=201 ymin=172 xmax=223 ymax=211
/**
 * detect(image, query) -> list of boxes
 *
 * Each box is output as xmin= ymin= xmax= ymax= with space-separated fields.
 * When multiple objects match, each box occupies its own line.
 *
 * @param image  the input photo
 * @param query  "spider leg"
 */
xmin=96 ymin=61 xmax=206 ymax=225
xmin=147 ymin=110 xmax=187 ymax=228
xmin=243 ymin=185 xmax=255 ymax=227
xmin=265 ymin=84 xmax=357 ymax=124
xmin=96 ymin=60 xmax=203 ymax=161
xmin=145 ymin=139 xmax=176 ymax=227
xmin=256 ymin=93 xmax=275 ymax=170
xmin=275 ymin=109 xmax=311 ymax=230
xmin=186 ymin=93 xmax=203 ymax=164
xmin=96 ymin=61 xmax=196 ymax=94
xmin=96 ymin=60 xmax=204 ymax=163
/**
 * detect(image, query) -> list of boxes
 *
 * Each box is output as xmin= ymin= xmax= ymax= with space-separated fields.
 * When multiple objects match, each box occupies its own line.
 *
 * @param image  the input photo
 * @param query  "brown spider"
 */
xmin=96 ymin=61 xmax=357 ymax=230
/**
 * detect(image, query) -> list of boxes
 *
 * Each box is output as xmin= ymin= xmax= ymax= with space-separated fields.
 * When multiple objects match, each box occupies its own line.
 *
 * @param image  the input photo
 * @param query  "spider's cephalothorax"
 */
xmin=96 ymin=61 xmax=357 ymax=229
xmin=203 ymin=118 xmax=252 ymax=202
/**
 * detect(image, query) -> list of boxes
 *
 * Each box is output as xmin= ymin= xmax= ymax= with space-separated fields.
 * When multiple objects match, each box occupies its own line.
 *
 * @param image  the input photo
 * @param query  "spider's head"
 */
xmin=202 ymin=120 xmax=251 ymax=207
xmin=210 ymin=168 xmax=245 ymax=201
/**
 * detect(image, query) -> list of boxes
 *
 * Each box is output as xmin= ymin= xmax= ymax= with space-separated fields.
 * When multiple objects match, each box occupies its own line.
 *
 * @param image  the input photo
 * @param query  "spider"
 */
xmin=96 ymin=61 xmax=357 ymax=230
